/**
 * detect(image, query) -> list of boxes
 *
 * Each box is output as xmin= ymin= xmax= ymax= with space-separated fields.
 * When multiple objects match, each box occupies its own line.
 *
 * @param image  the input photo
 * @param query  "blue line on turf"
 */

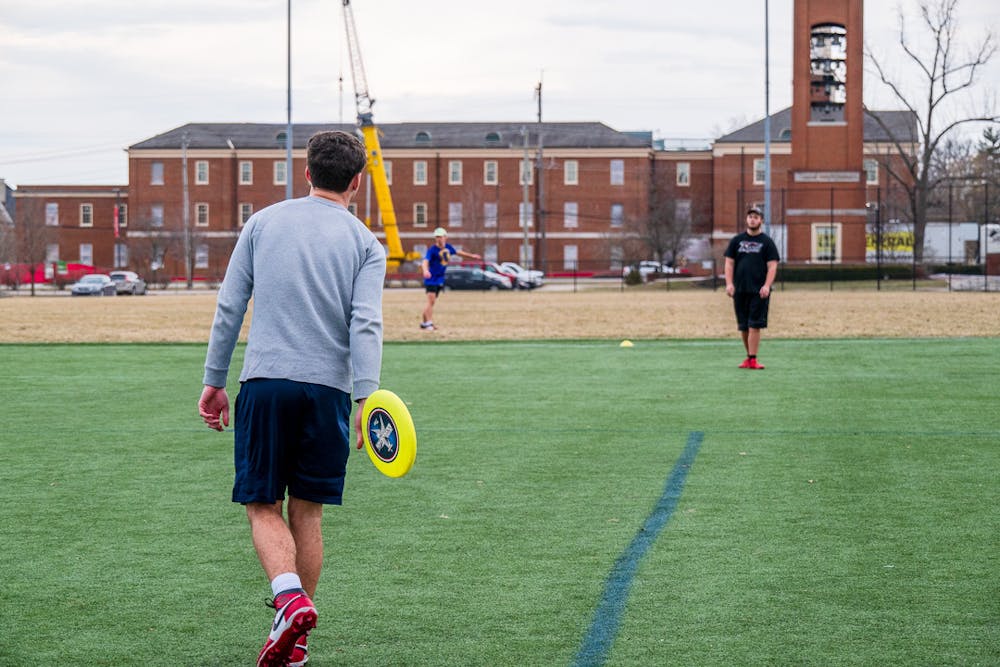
xmin=572 ymin=431 xmax=704 ymax=667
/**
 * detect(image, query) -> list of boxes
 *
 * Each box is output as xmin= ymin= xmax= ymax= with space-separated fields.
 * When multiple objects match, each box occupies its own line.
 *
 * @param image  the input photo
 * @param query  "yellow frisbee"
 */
xmin=362 ymin=389 xmax=417 ymax=478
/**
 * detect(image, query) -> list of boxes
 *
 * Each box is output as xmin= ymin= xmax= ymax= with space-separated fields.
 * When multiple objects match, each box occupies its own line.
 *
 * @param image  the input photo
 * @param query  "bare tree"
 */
xmin=865 ymin=0 xmax=999 ymax=261
xmin=11 ymin=197 xmax=56 ymax=296
xmin=624 ymin=179 xmax=697 ymax=269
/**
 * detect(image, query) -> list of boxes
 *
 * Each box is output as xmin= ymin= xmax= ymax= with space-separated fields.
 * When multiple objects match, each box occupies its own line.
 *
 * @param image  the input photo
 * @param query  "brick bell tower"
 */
xmin=787 ymin=0 xmax=867 ymax=263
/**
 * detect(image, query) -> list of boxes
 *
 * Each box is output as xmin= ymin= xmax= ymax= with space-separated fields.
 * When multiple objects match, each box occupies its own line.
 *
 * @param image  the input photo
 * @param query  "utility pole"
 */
xmin=763 ymin=0 xmax=772 ymax=236
xmin=521 ymin=126 xmax=531 ymax=265
xmin=182 ymin=132 xmax=192 ymax=288
xmin=285 ymin=0 xmax=293 ymax=200
xmin=534 ymin=79 xmax=544 ymax=271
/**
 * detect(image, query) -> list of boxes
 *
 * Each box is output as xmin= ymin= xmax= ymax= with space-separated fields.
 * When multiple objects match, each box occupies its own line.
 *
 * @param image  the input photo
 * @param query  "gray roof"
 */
xmin=715 ymin=107 xmax=918 ymax=143
xmin=129 ymin=122 xmax=653 ymax=151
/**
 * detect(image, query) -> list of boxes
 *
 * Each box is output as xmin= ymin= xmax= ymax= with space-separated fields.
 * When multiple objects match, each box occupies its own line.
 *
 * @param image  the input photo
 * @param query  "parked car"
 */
xmin=70 ymin=274 xmax=117 ymax=296
xmin=456 ymin=261 xmax=520 ymax=288
xmin=444 ymin=266 xmax=513 ymax=290
xmin=109 ymin=271 xmax=147 ymax=295
xmin=500 ymin=261 xmax=545 ymax=289
xmin=622 ymin=260 xmax=690 ymax=280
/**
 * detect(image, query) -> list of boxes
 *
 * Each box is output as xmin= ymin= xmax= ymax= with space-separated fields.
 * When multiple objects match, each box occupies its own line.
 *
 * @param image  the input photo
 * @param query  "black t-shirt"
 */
xmin=724 ymin=231 xmax=780 ymax=292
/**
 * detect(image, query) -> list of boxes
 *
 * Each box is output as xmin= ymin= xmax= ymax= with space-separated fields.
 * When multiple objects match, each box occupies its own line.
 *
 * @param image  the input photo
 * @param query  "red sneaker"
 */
xmin=738 ymin=357 xmax=752 ymax=369
xmin=748 ymin=358 xmax=765 ymax=370
xmin=289 ymin=636 xmax=309 ymax=667
xmin=257 ymin=592 xmax=317 ymax=667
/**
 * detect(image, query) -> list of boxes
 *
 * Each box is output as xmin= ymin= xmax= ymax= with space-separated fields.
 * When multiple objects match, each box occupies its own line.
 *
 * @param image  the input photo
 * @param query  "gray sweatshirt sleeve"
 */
xmin=350 ymin=237 xmax=386 ymax=400
xmin=202 ymin=221 xmax=254 ymax=388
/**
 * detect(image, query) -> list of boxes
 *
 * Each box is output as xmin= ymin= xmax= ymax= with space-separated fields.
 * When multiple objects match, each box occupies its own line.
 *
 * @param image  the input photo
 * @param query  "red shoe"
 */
xmin=257 ymin=592 xmax=317 ymax=667
xmin=738 ymin=357 xmax=752 ymax=369
xmin=747 ymin=357 xmax=765 ymax=370
xmin=289 ymin=636 xmax=309 ymax=667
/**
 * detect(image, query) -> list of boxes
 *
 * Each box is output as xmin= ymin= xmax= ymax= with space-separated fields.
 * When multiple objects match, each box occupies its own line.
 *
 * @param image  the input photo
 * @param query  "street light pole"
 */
xmin=285 ymin=0 xmax=293 ymax=200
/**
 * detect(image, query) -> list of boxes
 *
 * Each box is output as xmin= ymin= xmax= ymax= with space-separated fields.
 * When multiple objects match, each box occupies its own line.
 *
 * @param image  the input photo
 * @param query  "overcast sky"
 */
xmin=2 ymin=0 xmax=998 ymax=187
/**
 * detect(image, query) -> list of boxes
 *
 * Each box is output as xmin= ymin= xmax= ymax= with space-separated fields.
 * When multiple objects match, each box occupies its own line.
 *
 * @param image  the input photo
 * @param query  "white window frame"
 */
xmin=414 ymin=161 xmax=428 ymax=185
xmin=45 ymin=203 xmax=59 ymax=226
xmin=484 ymin=202 xmax=498 ymax=228
xmin=610 ymin=203 xmax=624 ymax=227
xmin=610 ymin=159 xmax=625 ymax=185
xmin=811 ymin=222 xmax=843 ymax=263
xmin=239 ymin=203 xmax=253 ymax=226
xmin=676 ymin=162 xmax=691 ymax=187
xmin=564 ymin=160 xmax=579 ymax=185
xmin=151 ymin=204 xmax=164 ymax=228
xmin=564 ymin=201 xmax=578 ymax=228
xmin=46 ymin=244 xmax=60 ymax=263
xmin=448 ymin=160 xmax=463 ymax=185
xmin=79 ymin=243 xmax=93 ymax=266
xmin=675 ymin=199 xmax=691 ymax=223
xmin=79 ymin=203 xmax=93 ymax=228
xmin=273 ymin=161 xmax=287 ymax=186
xmin=448 ymin=202 xmax=463 ymax=227
xmin=117 ymin=203 xmax=128 ymax=228
xmin=239 ymin=161 xmax=253 ymax=185
xmin=384 ymin=160 xmax=393 ymax=185
xmin=195 ymin=160 xmax=209 ymax=185
xmin=151 ymin=161 xmax=164 ymax=185
xmin=864 ymin=158 xmax=879 ymax=185
xmin=195 ymin=203 xmax=209 ymax=227
xmin=753 ymin=158 xmax=766 ymax=185
xmin=195 ymin=243 xmax=209 ymax=269
xmin=414 ymin=202 xmax=428 ymax=227
xmin=484 ymin=160 xmax=498 ymax=186
xmin=563 ymin=244 xmax=579 ymax=271
xmin=519 ymin=202 xmax=533 ymax=228
xmin=114 ymin=242 xmax=128 ymax=268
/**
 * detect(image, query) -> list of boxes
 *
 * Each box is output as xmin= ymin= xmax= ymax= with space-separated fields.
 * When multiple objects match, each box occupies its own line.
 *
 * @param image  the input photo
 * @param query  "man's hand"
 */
xmin=198 ymin=385 xmax=230 ymax=432
xmin=354 ymin=397 xmax=367 ymax=450
xmin=759 ymin=284 xmax=771 ymax=298
xmin=726 ymin=283 xmax=735 ymax=298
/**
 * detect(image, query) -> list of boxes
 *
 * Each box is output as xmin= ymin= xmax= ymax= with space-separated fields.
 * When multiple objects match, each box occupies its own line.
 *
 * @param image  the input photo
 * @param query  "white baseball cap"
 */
xmin=433 ymin=227 xmax=447 ymax=237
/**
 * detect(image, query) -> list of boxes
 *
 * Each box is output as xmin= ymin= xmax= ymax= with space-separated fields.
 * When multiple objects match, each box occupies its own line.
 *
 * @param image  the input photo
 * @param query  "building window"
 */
xmin=384 ymin=160 xmax=392 ymax=185
xmin=240 ymin=203 xmax=253 ymax=226
xmin=414 ymin=203 xmax=428 ymax=227
xmin=274 ymin=161 xmax=287 ymax=186
xmin=195 ymin=160 xmax=209 ymax=185
xmin=563 ymin=244 xmax=578 ymax=271
xmin=564 ymin=202 xmax=578 ymax=228
xmin=610 ymin=245 xmax=624 ymax=269
xmin=151 ymin=161 xmax=164 ymax=185
xmin=564 ymin=160 xmax=579 ymax=185
xmin=46 ymin=244 xmax=60 ymax=263
xmin=448 ymin=161 xmax=463 ymax=185
xmin=610 ymin=159 xmax=625 ymax=185
xmin=195 ymin=203 xmax=209 ymax=227
xmin=810 ymin=23 xmax=847 ymax=122
xmin=240 ymin=161 xmax=253 ymax=185
xmin=415 ymin=131 xmax=431 ymax=144
xmin=812 ymin=222 xmax=842 ymax=262
xmin=864 ymin=159 xmax=879 ymax=184
xmin=484 ymin=160 xmax=498 ymax=185
xmin=117 ymin=203 xmax=128 ymax=228
xmin=347 ymin=203 xmax=359 ymax=218
xmin=484 ymin=243 xmax=498 ymax=263
xmin=114 ymin=243 xmax=128 ymax=268
xmin=448 ymin=202 xmax=463 ymax=227
xmin=753 ymin=158 xmax=767 ymax=185
xmin=485 ymin=132 xmax=501 ymax=145
xmin=414 ymin=161 xmax=427 ymax=185
xmin=195 ymin=244 xmax=209 ymax=269
xmin=484 ymin=202 xmax=498 ymax=228
xmin=676 ymin=162 xmax=691 ymax=186
xmin=675 ymin=199 xmax=691 ymax=223
xmin=79 ymin=243 xmax=93 ymax=266
xmin=520 ymin=159 xmax=534 ymax=186
xmin=610 ymin=203 xmax=624 ymax=227
xmin=45 ymin=203 xmax=59 ymax=226
xmin=80 ymin=204 xmax=93 ymax=227
xmin=519 ymin=202 xmax=533 ymax=228
xmin=151 ymin=204 xmax=164 ymax=227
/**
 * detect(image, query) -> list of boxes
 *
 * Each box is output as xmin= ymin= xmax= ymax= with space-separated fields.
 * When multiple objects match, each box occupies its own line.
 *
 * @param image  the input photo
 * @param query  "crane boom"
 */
xmin=341 ymin=0 xmax=417 ymax=269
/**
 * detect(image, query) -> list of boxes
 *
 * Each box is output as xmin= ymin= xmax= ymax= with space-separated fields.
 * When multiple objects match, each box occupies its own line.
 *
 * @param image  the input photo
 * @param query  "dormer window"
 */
xmin=415 ymin=131 xmax=431 ymax=144
xmin=485 ymin=132 xmax=501 ymax=145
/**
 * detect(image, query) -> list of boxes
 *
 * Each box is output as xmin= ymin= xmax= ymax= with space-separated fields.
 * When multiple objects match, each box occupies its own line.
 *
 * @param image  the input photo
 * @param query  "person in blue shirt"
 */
xmin=420 ymin=227 xmax=480 ymax=330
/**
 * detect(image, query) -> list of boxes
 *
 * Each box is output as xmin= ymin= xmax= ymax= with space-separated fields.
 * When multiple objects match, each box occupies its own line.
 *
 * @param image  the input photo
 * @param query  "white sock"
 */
xmin=271 ymin=572 xmax=303 ymax=597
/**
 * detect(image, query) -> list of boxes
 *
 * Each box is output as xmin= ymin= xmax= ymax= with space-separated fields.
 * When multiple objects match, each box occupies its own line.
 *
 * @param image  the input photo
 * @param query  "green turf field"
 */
xmin=2 ymin=339 xmax=998 ymax=666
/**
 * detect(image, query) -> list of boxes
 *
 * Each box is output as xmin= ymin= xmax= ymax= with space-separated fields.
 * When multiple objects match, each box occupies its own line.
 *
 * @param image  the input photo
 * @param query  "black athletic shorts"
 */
xmin=232 ymin=378 xmax=351 ymax=505
xmin=425 ymin=284 xmax=443 ymax=296
xmin=733 ymin=292 xmax=770 ymax=330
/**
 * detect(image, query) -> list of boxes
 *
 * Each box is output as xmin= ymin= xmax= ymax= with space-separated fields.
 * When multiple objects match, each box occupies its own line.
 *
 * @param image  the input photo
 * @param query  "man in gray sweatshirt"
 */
xmin=198 ymin=130 xmax=386 ymax=667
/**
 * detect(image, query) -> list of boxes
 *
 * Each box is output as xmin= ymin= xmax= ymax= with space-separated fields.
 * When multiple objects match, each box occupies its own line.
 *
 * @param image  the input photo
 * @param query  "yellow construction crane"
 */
xmin=341 ymin=0 xmax=420 ymax=270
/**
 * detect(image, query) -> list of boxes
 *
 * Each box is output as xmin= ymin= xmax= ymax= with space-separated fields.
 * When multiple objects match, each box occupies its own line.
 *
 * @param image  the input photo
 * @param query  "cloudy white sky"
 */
xmin=2 ymin=0 xmax=998 ymax=187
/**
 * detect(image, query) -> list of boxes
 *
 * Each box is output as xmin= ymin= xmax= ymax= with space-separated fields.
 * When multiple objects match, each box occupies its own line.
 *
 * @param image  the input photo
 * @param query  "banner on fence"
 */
xmin=866 ymin=224 xmax=914 ymax=262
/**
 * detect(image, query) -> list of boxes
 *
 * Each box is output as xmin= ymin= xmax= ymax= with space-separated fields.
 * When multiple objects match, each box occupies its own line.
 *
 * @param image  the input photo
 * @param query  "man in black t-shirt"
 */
xmin=724 ymin=206 xmax=779 ymax=369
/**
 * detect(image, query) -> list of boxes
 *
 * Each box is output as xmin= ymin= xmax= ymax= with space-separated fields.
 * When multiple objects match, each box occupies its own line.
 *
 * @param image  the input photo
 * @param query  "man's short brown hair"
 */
xmin=307 ymin=131 xmax=367 ymax=192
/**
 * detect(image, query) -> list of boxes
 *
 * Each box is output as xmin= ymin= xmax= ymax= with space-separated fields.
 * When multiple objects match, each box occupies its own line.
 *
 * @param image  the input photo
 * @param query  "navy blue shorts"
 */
xmin=233 ymin=378 xmax=352 ymax=505
xmin=733 ymin=292 xmax=770 ymax=330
